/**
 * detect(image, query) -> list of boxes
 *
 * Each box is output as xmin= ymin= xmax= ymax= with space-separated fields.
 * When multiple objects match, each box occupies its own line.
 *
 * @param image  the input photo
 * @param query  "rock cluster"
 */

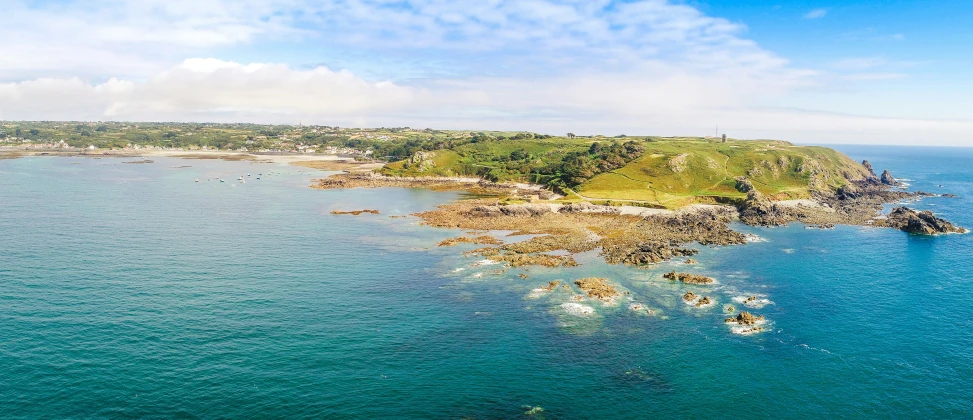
xmin=725 ymin=311 xmax=764 ymax=326
xmin=879 ymin=207 xmax=966 ymax=235
xmin=574 ymin=278 xmax=620 ymax=302
xmin=664 ymin=271 xmax=714 ymax=285
xmin=438 ymin=236 xmax=503 ymax=247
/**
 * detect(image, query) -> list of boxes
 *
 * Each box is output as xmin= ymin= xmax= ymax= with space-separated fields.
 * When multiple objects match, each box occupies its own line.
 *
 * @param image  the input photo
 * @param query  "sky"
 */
xmin=1 ymin=0 xmax=971 ymax=145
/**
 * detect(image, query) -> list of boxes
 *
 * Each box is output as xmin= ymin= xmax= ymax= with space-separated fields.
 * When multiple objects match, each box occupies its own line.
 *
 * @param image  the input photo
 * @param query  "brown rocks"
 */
xmin=725 ymin=311 xmax=765 ymax=326
xmin=880 ymin=169 xmax=900 ymax=186
xmin=663 ymin=271 xmax=714 ymax=285
xmin=684 ymin=259 xmax=698 ymax=265
xmin=518 ymin=273 xmax=530 ymax=279
xmin=696 ymin=296 xmax=712 ymax=307
xmin=541 ymin=281 xmax=560 ymax=291
xmin=438 ymin=236 xmax=503 ymax=247
xmin=331 ymin=209 xmax=381 ymax=215
xmin=880 ymin=207 xmax=966 ymax=235
xmin=682 ymin=291 xmax=697 ymax=302
xmin=574 ymin=278 xmax=620 ymax=302
xmin=862 ymin=160 xmax=877 ymax=178
xmin=737 ymin=189 xmax=794 ymax=227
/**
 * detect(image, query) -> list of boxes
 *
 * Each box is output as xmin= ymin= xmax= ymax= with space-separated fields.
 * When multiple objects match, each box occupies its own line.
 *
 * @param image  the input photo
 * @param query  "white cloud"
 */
xmin=2 ymin=58 xmax=971 ymax=146
xmin=804 ymin=8 xmax=829 ymax=19
xmin=0 ymin=1 xmax=968 ymax=145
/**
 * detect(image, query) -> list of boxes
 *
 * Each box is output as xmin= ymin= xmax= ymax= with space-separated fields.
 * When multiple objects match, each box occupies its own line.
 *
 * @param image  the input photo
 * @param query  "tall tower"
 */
xmin=722 ymin=134 xmax=727 ymax=143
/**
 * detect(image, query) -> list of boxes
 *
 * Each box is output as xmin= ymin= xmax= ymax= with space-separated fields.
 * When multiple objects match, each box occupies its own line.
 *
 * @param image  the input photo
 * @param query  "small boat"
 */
xmin=195 ymin=178 xmax=199 ymax=183
xmin=220 ymin=179 xmax=225 ymax=183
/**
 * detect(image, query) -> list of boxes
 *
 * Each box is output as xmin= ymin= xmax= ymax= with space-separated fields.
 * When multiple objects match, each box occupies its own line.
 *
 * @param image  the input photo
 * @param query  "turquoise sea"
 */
xmin=2 ymin=145 xmax=972 ymax=419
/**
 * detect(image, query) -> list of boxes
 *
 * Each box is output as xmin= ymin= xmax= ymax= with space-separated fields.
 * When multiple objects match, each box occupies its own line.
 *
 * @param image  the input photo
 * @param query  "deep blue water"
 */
xmin=1 ymin=147 xmax=972 ymax=419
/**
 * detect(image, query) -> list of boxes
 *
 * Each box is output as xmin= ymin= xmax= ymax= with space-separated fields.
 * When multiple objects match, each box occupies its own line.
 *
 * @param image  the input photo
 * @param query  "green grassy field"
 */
xmin=381 ymin=136 xmax=871 ymax=208
xmin=577 ymin=139 xmax=869 ymax=207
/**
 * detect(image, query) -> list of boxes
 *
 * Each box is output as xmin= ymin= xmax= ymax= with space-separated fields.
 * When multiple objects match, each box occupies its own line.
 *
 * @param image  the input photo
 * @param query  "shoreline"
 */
xmin=4 ymin=146 xmax=961 ymax=236
xmin=0 ymin=146 xmax=379 ymax=168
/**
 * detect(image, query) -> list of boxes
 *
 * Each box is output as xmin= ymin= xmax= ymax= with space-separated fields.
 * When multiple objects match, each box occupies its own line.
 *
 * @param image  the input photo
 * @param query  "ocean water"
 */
xmin=1 ymin=146 xmax=972 ymax=419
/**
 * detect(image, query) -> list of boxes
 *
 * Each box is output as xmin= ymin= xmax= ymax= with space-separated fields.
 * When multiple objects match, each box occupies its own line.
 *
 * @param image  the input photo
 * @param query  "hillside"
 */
xmin=378 ymin=137 xmax=873 ymax=209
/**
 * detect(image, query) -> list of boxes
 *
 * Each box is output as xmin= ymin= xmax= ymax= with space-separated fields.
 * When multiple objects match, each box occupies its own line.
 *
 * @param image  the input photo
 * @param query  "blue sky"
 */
xmin=1 ymin=0 xmax=971 ymax=145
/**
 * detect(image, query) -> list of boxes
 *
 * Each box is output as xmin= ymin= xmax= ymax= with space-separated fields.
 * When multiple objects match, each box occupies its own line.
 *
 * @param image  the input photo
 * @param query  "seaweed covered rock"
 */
xmin=438 ymin=235 xmax=503 ymax=246
xmin=881 ymin=207 xmax=965 ymax=235
xmin=663 ymin=271 xmax=714 ymax=285
xmin=575 ymin=277 xmax=620 ymax=302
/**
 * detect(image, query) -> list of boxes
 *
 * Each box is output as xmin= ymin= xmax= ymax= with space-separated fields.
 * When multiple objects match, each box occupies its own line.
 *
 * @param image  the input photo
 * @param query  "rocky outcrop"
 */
xmin=541 ymin=281 xmax=561 ymax=291
xmin=668 ymin=153 xmax=689 ymax=173
xmin=575 ymin=278 xmax=620 ymax=302
xmin=664 ymin=271 xmax=714 ymax=285
xmin=696 ymin=296 xmax=712 ymax=307
xmin=735 ymin=177 xmax=755 ymax=193
xmin=879 ymin=207 xmax=965 ymax=235
xmin=737 ymin=189 xmax=793 ymax=227
xmin=684 ymin=259 xmax=698 ymax=265
xmin=880 ymin=169 xmax=900 ymax=186
xmin=682 ymin=291 xmax=697 ymax=302
xmin=725 ymin=311 xmax=764 ymax=326
xmin=558 ymin=202 xmax=621 ymax=214
xmin=862 ymin=160 xmax=877 ymax=178
xmin=406 ymin=151 xmax=436 ymax=171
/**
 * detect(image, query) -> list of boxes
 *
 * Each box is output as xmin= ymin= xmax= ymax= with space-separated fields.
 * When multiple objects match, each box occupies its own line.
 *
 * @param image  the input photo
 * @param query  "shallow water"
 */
xmin=1 ymin=147 xmax=972 ymax=419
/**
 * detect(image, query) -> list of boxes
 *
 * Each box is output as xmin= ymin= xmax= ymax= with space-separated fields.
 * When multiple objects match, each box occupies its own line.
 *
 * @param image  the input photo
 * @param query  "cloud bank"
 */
xmin=1 ymin=0 xmax=970 ymax=145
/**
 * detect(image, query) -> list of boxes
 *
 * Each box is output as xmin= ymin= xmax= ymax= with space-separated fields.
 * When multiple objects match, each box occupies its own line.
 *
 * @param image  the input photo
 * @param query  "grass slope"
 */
xmin=579 ymin=139 xmax=870 ymax=208
xmin=378 ymin=136 xmax=872 ymax=208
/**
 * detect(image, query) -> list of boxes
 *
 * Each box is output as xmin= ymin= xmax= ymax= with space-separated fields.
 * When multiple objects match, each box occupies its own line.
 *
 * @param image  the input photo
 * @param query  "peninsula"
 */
xmin=2 ymin=122 xmax=962 ymax=267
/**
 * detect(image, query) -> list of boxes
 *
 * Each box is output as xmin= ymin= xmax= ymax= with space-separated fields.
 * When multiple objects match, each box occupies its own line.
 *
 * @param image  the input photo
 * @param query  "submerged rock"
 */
xmin=663 ymin=271 xmax=714 ymax=285
xmin=881 ymin=207 xmax=965 ymax=235
xmin=684 ymin=259 xmax=698 ymax=265
xmin=331 ymin=209 xmax=380 ymax=215
xmin=438 ymin=235 xmax=503 ymax=247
